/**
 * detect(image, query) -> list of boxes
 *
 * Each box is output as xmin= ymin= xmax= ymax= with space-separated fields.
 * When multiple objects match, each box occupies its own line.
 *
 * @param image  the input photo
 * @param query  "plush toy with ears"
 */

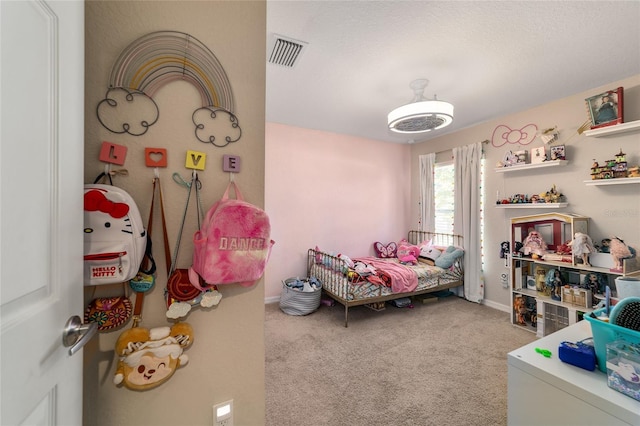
xmin=113 ymin=322 xmax=194 ymax=391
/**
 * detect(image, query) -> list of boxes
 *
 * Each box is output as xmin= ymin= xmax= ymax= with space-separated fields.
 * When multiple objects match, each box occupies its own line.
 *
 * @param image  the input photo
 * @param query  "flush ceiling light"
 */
xmin=388 ymin=79 xmax=454 ymax=134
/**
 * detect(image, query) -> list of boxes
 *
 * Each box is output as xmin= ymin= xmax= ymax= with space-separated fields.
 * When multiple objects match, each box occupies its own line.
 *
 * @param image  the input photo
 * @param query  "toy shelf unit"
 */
xmin=508 ymin=212 xmax=640 ymax=337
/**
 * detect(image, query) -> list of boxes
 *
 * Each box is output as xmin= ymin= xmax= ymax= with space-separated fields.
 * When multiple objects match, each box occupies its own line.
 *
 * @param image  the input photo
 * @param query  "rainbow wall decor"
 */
xmin=97 ymin=31 xmax=241 ymax=147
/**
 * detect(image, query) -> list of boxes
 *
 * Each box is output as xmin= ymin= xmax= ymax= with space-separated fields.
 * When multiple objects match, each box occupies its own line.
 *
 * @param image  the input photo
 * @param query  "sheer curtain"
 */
xmin=453 ymin=142 xmax=484 ymax=302
xmin=418 ymin=153 xmax=435 ymax=232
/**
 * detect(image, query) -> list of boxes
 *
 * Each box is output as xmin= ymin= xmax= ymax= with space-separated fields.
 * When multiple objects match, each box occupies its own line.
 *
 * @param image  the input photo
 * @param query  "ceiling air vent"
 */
xmin=267 ymin=34 xmax=307 ymax=68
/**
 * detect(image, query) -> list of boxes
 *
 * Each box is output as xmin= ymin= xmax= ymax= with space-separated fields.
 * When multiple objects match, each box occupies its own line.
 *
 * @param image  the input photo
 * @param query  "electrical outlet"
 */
xmin=213 ymin=400 xmax=233 ymax=426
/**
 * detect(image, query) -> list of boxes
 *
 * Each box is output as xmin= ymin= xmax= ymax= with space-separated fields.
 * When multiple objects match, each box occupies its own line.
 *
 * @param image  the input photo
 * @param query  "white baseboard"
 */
xmin=265 ymin=295 xmax=280 ymax=304
xmin=481 ymin=298 xmax=511 ymax=313
xmin=265 ymin=294 xmax=512 ymax=314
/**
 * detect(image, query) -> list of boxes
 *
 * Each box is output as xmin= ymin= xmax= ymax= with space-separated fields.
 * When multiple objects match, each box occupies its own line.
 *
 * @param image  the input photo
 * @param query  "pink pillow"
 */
xmin=397 ymin=242 xmax=420 ymax=260
xmin=374 ymin=241 xmax=397 ymax=258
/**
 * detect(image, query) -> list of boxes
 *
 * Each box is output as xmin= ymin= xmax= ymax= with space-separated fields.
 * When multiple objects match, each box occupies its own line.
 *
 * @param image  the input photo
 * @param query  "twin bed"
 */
xmin=307 ymin=231 xmax=464 ymax=326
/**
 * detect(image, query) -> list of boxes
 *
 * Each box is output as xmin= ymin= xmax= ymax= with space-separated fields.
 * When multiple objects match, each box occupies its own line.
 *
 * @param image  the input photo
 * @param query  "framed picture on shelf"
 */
xmin=531 ymin=147 xmax=546 ymax=163
xmin=550 ymin=145 xmax=565 ymax=161
xmin=585 ymin=86 xmax=624 ymax=130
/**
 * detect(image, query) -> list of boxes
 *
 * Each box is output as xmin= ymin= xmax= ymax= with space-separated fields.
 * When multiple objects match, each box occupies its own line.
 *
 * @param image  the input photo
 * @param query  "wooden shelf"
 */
xmin=513 ymin=256 xmax=640 ymax=277
xmin=495 ymin=202 xmax=568 ymax=209
xmin=495 ymin=160 xmax=568 ymax=173
xmin=583 ymin=119 xmax=640 ymax=137
xmin=583 ymin=177 xmax=640 ymax=186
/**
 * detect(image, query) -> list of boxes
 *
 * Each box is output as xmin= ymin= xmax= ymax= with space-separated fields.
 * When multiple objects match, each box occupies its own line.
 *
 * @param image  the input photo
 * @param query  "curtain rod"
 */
xmin=432 ymin=139 xmax=489 ymax=156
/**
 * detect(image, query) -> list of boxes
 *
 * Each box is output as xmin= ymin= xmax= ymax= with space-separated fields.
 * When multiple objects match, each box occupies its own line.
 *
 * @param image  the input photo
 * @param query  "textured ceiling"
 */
xmin=266 ymin=1 xmax=640 ymax=144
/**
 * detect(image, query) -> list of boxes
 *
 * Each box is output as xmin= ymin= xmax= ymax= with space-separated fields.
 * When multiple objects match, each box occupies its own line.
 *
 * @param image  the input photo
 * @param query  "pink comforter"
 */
xmin=353 ymin=257 xmax=418 ymax=293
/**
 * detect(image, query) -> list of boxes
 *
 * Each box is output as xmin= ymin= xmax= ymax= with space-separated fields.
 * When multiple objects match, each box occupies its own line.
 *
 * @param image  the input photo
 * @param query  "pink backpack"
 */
xmin=190 ymin=182 xmax=274 ymax=290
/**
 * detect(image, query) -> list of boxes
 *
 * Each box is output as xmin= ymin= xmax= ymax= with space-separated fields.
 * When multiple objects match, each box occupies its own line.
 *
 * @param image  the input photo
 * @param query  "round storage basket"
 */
xmin=279 ymin=277 xmax=322 ymax=316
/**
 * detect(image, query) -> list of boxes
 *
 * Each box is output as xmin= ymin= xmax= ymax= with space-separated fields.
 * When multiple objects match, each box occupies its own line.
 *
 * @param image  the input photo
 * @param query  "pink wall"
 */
xmin=264 ymin=123 xmax=411 ymax=301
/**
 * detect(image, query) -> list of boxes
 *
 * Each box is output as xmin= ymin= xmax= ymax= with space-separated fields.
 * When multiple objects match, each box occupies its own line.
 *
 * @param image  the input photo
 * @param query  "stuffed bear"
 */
xmin=113 ymin=322 xmax=194 ymax=391
xmin=435 ymin=245 xmax=464 ymax=269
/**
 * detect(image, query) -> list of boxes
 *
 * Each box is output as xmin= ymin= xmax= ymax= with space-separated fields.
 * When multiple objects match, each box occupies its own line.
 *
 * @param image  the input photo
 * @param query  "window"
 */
xmin=434 ymin=162 xmax=454 ymax=234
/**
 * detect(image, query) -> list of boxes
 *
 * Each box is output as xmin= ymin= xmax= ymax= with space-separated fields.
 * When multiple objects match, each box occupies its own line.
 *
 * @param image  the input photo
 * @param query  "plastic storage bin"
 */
xmin=615 ymin=277 xmax=640 ymax=299
xmin=585 ymin=307 xmax=640 ymax=372
xmin=279 ymin=277 xmax=322 ymax=316
xmin=606 ymin=340 xmax=640 ymax=401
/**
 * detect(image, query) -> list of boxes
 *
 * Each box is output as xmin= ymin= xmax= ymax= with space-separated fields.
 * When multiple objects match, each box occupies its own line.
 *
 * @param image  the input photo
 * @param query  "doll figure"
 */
xmin=609 ymin=237 xmax=634 ymax=271
xmin=500 ymin=241 xmax=510 ymax=259
xmin=522 ymin=228 xmax=548 ymax=258
xmin=514 ymin=296 xmax=527 ymax=325
xmin=570 ymin=232 xmax=596 ymax=266
xmin=545 ymin=269 xmax=564 ymax=301
xmin=535 ymin=267 xmax=547 ymax=293
xmin=599 ymin=238 xmax=611 ymax=253
xmin=582 ymin=272 xmax=607 ymax=306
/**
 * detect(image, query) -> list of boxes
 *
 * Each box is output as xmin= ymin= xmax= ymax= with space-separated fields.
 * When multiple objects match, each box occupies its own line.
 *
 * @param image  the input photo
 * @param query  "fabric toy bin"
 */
xmin=585 ymin=308 xmax=640 ymax=373
xmin=279 ymin=277 xmax=322 ymax=316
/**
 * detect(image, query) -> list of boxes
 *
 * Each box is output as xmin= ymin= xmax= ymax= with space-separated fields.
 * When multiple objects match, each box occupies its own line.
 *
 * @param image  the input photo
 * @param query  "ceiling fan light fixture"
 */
xmin=388 ymin=79 xmax=454 ymax=134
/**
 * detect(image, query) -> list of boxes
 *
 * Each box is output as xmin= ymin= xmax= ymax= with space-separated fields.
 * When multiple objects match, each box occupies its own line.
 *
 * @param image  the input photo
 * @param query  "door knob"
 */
xmin=62 ymin=315 xmax=98 ymax=356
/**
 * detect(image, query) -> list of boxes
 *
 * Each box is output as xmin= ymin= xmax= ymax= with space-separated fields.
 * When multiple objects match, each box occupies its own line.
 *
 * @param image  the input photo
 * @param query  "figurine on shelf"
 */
xmin=581 ymin=272 xmax=607 ymax=306
xmin=545 ymin=269 xmax=564 ymax=301
xmin=522 ymin=228 xmax=548 ymax=259
xmin=542 ymin=184 xmax=563 ymax=203
xmin=596 ymin=238 xmax=611 ymax=253
xmin=609 ymin=237 xmax=636 ymax=272
xmin=535 ymin=266 xmax=547 ymax=293
xmin=514 ymin=296 xmax=527 ymax=326
xmin=569 ymin=232 xmax=596 ymax=266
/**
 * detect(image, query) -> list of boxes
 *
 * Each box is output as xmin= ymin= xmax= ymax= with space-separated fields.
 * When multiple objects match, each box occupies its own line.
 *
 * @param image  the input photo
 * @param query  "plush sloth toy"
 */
xmin=114 ymin=322 xmax=194 ymax=391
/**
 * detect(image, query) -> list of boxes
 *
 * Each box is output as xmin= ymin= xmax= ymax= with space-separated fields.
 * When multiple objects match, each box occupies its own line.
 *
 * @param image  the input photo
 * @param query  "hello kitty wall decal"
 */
xmin=491 ymin=123 xmax=538 ymax=147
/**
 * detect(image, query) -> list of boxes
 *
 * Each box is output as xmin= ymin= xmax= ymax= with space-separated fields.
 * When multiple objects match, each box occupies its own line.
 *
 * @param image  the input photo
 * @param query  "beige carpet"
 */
xmin=265 ymin=294 xmax=537 ymax=426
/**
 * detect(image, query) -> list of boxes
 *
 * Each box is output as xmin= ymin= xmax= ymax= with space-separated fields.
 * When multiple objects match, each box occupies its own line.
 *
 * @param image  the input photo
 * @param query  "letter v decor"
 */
xmin=96 ymin=31 xmax=241 ymax=147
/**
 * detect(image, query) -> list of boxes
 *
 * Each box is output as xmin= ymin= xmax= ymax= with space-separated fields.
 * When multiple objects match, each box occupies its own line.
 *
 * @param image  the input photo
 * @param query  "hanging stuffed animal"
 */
xmin=114 ymin=322 xmax=194 ymax=391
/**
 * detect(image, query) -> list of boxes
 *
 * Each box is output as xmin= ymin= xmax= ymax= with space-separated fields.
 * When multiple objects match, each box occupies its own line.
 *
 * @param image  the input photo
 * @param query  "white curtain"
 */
xmin=453 ymin=142 xmax=484 ymax=303
xmin=418 ymin=153 xmax=435 ymax=232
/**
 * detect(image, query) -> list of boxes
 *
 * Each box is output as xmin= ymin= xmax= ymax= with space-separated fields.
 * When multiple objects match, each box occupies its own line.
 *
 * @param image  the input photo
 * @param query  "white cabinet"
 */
xmin=508 ymin=321 xmax=640 ymax=425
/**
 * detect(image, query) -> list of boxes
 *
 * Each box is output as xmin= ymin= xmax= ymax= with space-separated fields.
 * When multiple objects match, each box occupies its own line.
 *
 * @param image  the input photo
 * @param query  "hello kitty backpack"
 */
xmin=84 ymin=184 xmax=147 ymax=285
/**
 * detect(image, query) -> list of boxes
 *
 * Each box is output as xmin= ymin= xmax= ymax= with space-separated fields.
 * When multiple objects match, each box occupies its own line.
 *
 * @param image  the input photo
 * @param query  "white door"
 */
xmin=1 ymin=1 xmax=86 ymax=425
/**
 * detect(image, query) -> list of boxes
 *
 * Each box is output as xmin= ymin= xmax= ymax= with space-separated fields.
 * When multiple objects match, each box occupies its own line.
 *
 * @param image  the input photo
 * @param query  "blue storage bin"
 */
xmin=585 ymin=308 xmax=640 ymax=373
